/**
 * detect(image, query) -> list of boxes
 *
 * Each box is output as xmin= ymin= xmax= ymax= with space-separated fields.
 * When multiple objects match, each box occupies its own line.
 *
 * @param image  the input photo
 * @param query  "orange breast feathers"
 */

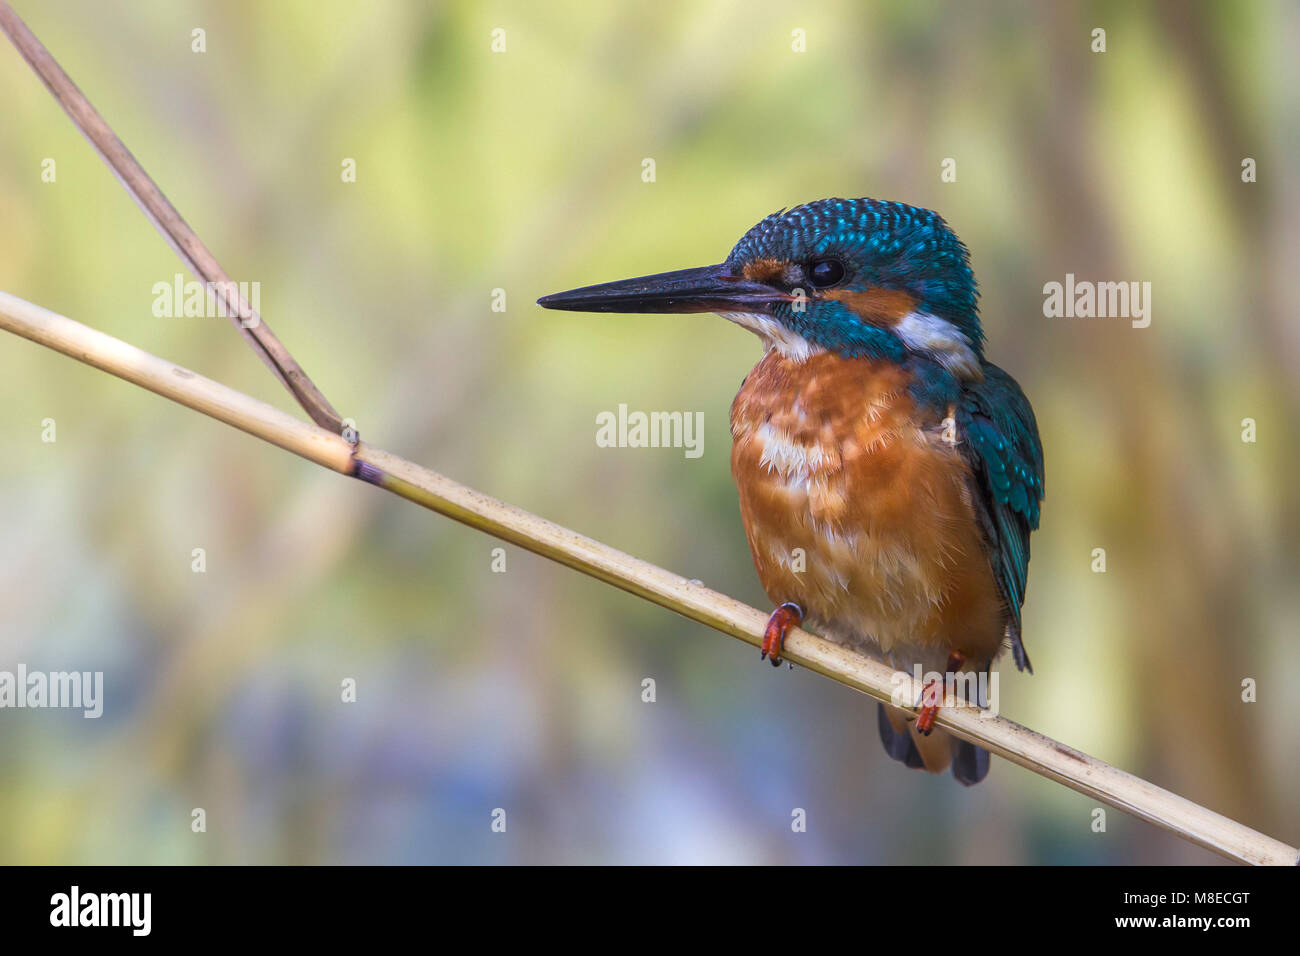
xmin=729 ymin=350 xmax=1006 ymax=663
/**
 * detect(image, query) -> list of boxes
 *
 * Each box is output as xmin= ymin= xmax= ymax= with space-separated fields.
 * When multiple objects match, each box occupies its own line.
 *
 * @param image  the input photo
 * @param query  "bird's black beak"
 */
xmin=537 ymin=263 xmax=789 ymax=314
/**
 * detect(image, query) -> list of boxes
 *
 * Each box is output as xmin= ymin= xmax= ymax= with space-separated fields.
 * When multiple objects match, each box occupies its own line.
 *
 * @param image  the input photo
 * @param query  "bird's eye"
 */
xmin=807 ymin=257 xmax=846 ymax=287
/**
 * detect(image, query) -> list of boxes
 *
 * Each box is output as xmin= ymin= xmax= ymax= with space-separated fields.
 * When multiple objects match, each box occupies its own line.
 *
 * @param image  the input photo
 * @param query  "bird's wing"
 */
xmin=957 ymin=362 xmax=1045 ymax=672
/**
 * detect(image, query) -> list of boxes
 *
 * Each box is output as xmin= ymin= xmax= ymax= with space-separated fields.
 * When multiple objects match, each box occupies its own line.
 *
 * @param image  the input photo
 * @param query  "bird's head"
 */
xmin=538 ymin=197 xmax=983 ymax=379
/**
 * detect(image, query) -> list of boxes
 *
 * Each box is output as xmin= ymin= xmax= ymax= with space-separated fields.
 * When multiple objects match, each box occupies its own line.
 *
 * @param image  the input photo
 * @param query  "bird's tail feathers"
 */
xmin=876 ymin=702 xmax=990 ymax=785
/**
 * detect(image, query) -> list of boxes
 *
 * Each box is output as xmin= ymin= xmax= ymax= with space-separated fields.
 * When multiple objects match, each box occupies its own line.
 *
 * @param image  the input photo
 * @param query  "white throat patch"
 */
xmin=717 ymin=308 xmax=980 ymax=377
xmin=717 ymin=311 xmax=821 ymax=362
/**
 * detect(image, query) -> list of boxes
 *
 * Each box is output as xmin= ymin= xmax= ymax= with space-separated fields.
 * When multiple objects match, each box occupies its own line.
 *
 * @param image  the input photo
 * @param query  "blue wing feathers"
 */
xmin=958 ymin=363 xmax=1044 ymax=671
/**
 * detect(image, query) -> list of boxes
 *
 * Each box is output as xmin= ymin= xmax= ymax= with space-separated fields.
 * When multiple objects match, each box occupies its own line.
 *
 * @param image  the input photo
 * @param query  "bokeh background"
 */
xmin=0 ymin=0 xmax=1296 ymax=864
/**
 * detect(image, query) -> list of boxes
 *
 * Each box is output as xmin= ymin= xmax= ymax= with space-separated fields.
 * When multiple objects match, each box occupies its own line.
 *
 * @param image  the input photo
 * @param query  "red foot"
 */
xmin=915 ymin=679 xmax=943 ymax=735
xmin=915 ymin=651 xmax=967 ymax=736
xmin=760 ymin=603 xmax=803 ymax=667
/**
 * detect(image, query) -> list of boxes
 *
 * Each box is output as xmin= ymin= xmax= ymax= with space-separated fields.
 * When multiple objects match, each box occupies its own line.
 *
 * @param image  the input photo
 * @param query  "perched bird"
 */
xmin=538 ymin=197 xmax=1044 ymax=784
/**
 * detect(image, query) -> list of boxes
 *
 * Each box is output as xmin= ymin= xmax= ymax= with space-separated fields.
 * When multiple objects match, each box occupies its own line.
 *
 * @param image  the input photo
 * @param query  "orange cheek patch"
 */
xmin=823 ymin=287 xmax=918 ymax=326
xmin=741 ymin=258 xmax=791 ymax=284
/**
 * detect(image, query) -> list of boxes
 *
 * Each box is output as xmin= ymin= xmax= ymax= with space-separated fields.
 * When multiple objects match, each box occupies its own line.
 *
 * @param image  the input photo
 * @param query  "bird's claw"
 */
xmin=915 ymin=685 xmax=941 ymax=735
xmin=914 ymin=650 xmax=968 ymax=735
xmin=760 ymin=602 xmax=803 ymax=667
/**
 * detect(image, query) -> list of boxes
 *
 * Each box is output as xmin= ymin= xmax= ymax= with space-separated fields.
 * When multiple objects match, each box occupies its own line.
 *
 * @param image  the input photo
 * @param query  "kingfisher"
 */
xmin=538 ymin=197 xmax=1044 ymax=785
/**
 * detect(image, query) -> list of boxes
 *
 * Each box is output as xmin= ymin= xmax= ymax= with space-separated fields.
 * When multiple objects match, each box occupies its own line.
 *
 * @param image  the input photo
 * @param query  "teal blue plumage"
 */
xmin=728 ymin=198 xmax=983 ymax=357
xmin=958 ymin=363 xmax=1045 ymax=671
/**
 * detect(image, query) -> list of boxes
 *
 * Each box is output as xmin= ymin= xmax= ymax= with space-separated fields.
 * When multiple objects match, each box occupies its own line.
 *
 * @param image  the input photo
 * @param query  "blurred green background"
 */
xmin=0 ymin=0 xmax=1296 ymax=864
